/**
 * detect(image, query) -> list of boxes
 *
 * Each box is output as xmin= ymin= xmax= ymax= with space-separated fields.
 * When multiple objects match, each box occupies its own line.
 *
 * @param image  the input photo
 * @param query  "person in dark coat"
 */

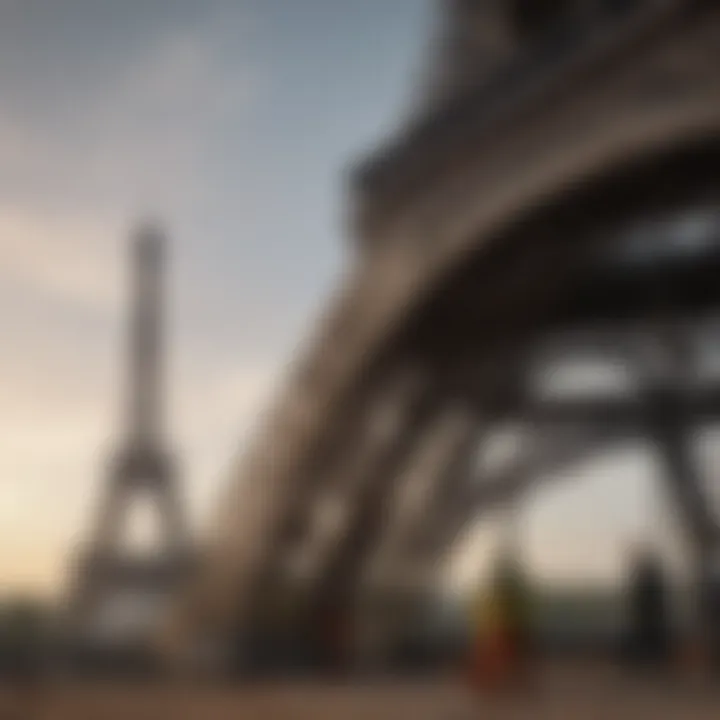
xmin=625 ymin=549 xmax=672 ymax=670
xmin=699 ymin=558 xmax=720 ymax=671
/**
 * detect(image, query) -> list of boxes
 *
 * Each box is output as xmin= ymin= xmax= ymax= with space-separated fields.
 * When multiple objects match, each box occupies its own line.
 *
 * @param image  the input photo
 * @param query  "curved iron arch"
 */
xmin=161 ymin=5 xmax=720 ymax=664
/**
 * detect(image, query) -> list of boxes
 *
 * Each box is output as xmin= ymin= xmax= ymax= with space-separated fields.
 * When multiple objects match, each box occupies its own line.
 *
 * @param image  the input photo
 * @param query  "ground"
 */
xmin=1 ymin=664 xmax=718 ymax=718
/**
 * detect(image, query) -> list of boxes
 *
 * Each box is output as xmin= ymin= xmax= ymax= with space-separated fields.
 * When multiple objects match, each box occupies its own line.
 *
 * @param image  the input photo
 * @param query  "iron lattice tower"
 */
xmin=70 ymin=223 xmax=192 ymax=649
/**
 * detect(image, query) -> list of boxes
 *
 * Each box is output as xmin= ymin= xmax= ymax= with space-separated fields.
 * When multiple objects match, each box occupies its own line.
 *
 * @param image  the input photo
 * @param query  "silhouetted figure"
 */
xmin=625 ymin=552 xmax=672 ymax=671
xmin=699 ymin=562 xmax=720 ymax=671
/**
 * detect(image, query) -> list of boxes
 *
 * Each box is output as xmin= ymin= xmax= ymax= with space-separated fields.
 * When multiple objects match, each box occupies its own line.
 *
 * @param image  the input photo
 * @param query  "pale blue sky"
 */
xmin=0 ymin=0 xmax=685 ymax=596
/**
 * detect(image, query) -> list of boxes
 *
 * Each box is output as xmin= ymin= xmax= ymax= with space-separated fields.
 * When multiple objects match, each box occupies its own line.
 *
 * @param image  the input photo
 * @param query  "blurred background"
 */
xmin=1 ymin=0 xmax=720 ymax=715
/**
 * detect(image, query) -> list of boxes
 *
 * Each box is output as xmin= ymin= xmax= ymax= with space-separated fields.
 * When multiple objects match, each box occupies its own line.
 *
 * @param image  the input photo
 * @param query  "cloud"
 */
xmin=79 ymin=19 xmax=256 ymax=219
xmin=0 ymin=204 xmax=122 ymax=312
xmin=0 ymin=3 xmax=257 ymax=311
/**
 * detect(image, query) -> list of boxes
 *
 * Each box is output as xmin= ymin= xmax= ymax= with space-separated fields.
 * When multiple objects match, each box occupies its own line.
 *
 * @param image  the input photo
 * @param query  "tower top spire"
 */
xmin=126 ymin=219 xmax=166 ymax=446
xmin=133 ymin=218 xmax=165 ymax=256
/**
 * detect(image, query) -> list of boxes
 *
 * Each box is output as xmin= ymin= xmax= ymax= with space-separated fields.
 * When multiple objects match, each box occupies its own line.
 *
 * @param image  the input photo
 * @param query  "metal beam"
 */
xmin=297 ymin=370 xmax=440 ymax=602
xmin=277 ymin=368 xmax=431 ymax=583
xmin=361 ymin=401 xmax=480 ymax=588
xmin=490 ymin=384 xmax=720 ymax=428
xmin=409 ymin=424 xmax=626 ymax=563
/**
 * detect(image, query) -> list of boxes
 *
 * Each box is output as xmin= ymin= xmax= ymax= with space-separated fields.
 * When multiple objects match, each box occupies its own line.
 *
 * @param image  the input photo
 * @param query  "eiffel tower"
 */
xmin=69 ymin=222 xmax=192 ymax=655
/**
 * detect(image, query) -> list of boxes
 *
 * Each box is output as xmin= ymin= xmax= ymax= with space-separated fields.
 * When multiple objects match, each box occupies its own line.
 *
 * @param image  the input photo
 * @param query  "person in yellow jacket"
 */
xmin=467 ymin=552 xmax=533 ymax=692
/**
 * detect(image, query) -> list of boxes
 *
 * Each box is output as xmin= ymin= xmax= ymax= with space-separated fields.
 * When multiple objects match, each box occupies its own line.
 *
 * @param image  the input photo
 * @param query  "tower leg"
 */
xmin=648 ymin=391 xmax=720 ymax=668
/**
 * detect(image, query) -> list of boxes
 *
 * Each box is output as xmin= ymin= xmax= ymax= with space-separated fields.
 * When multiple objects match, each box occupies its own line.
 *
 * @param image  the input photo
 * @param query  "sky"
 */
xmin=0 ymin=0 xmax=696 ymax=599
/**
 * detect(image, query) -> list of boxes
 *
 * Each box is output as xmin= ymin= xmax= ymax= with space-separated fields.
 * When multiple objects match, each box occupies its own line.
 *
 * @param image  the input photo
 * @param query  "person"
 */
xmin=466 ymin=550 xmax=533 ymax=693
xmin=698 ymin=554 xmax=720 ymax=672
xmin=625 ymin=549 xmax=671 ymax=671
